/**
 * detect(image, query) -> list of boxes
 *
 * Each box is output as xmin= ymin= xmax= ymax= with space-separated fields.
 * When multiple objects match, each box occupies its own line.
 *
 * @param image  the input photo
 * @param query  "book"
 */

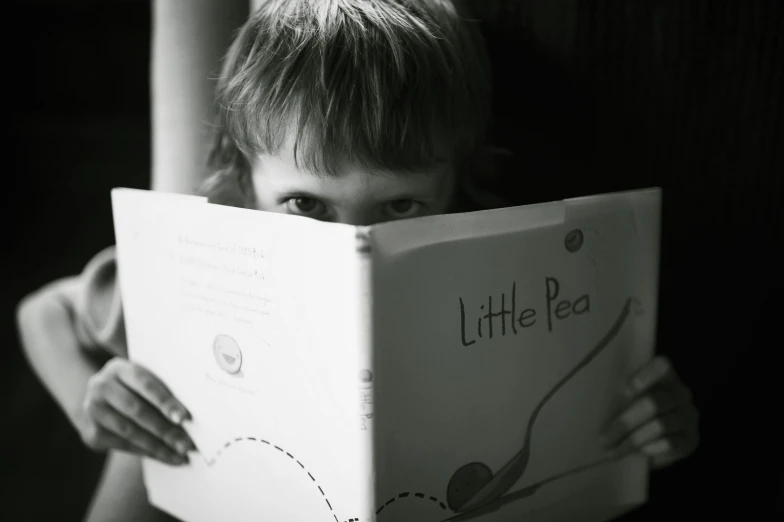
xmin=111 ymin=186 xmax=662 ymax=522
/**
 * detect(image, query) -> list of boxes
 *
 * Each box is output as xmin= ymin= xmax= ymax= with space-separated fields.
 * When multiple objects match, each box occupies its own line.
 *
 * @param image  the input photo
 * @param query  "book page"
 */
xmin=112 ymin=189 xmax=372 ymax=522
xmin=368 ymin=189 xmax=661 ymax=522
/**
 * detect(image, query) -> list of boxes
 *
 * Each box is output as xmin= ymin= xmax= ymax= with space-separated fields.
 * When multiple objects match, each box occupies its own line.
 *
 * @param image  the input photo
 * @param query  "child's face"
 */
xmin=250 ymin=144 xmax=457 ymax=226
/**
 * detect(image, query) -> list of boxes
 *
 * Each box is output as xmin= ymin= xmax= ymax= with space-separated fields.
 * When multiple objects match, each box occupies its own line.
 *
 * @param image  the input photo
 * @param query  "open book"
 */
xmin=111 ymin=187 xmax=661 ymax=522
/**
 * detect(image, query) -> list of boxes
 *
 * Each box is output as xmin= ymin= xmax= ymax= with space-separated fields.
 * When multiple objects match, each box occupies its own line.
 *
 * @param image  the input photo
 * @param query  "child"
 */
xmin=17 ymin=0 xmax=698 ymax=520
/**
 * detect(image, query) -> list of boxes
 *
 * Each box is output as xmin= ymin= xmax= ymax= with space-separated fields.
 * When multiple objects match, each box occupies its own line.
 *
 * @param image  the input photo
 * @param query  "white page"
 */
xmin=112 ymin=189 xmax=373 ymax=521
xmin=367 ymin=189 xmax=660 ymax=521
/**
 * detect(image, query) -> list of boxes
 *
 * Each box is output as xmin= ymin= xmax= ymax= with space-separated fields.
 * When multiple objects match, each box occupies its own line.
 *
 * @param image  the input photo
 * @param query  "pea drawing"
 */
xmin=213 ymin=334 xmax=243 ymax=374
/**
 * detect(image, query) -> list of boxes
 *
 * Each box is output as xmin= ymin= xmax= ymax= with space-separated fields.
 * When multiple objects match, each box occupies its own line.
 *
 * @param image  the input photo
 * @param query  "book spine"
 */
xmin=353 ymin=227 xmax=376 ymax=521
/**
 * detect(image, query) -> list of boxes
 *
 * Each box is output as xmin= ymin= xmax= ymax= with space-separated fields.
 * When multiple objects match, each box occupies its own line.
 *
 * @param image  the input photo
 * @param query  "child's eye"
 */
xmin=384 ymin=199 xmax=423 ymax=218
xmin=283 ymin=197 xmax=327 ymax=217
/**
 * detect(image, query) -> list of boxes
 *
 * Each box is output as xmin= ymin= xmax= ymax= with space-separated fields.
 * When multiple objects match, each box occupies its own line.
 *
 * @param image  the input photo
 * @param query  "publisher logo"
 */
xmin=213 ymin=334 xmax=242 ymax=374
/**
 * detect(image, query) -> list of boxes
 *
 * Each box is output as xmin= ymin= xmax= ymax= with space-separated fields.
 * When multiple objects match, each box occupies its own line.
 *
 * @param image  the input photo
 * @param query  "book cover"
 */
xmin=111 ymin=187 xmax=661 ymax=522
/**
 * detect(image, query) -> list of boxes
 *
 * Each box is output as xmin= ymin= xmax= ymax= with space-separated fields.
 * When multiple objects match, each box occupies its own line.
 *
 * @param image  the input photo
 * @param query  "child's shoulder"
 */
xmin=75 ymin=246 xmax=127 ymax=357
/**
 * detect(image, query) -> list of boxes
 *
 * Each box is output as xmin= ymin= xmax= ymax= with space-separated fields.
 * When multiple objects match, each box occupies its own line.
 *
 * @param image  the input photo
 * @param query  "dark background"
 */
xmin=4 ymin=0 xmax=782 ymax=520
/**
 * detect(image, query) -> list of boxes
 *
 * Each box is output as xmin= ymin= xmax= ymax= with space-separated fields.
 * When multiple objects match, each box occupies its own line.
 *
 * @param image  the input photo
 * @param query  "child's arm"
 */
xmin=17 ymin=276 xmax=108 ymax=433
xmin=16 ymin=250 xmax=197 ymax=465
xmin=150 ymin=0 xmax=248 ymax=194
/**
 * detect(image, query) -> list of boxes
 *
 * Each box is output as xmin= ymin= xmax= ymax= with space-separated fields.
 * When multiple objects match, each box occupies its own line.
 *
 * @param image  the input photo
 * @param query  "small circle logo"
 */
xmin=213 ymin=334 xmax=242 ymax=374
xmin=564 ymin=229 xmax=584 ymax=253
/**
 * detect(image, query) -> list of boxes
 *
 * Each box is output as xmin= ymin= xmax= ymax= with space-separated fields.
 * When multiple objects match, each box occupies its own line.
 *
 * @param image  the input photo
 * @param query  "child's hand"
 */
xmin=600 ymin=356 xmax=699 ymax=469
xmin=78 ymin=357 xmax=197 ymax=466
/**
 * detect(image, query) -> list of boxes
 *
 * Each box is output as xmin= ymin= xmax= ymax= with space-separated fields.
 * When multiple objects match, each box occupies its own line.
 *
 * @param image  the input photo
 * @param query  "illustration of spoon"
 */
xmin=440 ymin=446 xmax=638 ymax=522
xmin=445 ymin=297 xmax=640 ymax=514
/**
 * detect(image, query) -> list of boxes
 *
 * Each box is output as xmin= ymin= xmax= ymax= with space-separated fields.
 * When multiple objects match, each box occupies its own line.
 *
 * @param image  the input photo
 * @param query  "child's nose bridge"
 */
xmin=334 ymin=209 xmax=378 ymax=227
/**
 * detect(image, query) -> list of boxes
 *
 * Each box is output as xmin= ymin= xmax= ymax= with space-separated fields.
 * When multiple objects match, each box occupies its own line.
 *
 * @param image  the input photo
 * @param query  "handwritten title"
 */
xmin=459 ymin=276 xmax=590 ymax=346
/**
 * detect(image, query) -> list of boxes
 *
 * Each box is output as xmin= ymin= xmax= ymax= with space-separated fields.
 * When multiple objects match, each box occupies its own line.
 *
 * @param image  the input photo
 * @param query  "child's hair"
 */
xmin=200 ymin=0 xmax=495 ymax=207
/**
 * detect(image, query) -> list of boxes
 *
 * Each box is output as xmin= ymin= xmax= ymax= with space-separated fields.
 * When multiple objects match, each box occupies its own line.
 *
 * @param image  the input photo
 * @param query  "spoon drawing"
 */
xmin=445 ymin=297 xmax=641 ymax=515
xmin=440 ymin=446 xmax=638 ymax=522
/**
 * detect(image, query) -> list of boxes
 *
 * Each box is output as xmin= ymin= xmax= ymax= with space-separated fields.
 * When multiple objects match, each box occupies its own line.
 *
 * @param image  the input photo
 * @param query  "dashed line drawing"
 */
xmin=202 ymin=437 xmax=340 ymax=521
xmin=375 ymin=491 xmax=448 ymax=515
xmin=201 ymin=436 xmax=447 ymax=522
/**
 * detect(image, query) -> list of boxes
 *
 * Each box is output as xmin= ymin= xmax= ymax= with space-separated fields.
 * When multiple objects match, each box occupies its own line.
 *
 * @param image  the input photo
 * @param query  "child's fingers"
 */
xmin=88 ymin=425 xmax=188 ymax=466
xmin=622 ymin=356 xmax=675 ymax=400
xmin=605 ymin=356 xmax=690 ymax=427
xmin=645 ymin=432 xmax=700 ymax=469
xmin=601 ymin=385 xmax=682 ymax=448
xmin=616 ymin=410 xmax=683 ymax=451
xmin=598 ymin=355 xmax=699 ymax=469
xmin=101 ymin=379 xmax=195 ymax=455
xmin=86 ymin=400 xmax=186 ymax=465
xmin=602 ymin=401 xmax=699 ymax=464
xmin=113 ymin=360 xmax=191 ymax=425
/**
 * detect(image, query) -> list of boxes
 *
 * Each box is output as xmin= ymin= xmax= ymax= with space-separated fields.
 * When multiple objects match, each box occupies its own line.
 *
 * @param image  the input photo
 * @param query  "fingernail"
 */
xmin=172 ymin=454 xmax=188 ymax=466
xmin=169 ymin=409 xmax=184 ymax=424
xmin=175 ymin=440 xmax=189 ymax=455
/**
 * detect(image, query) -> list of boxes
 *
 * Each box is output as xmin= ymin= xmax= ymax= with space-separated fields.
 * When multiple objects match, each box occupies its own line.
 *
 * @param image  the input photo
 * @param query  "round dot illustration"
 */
xmin=213 ymin=334 xmax=242 ymax=374
xmin=447 ymin=462 xmax=493 ymax=511
xmin=359 ymin=369 xmax=373 ymax=383
xmin=564 ymin=229 xmax=584 ymax=253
